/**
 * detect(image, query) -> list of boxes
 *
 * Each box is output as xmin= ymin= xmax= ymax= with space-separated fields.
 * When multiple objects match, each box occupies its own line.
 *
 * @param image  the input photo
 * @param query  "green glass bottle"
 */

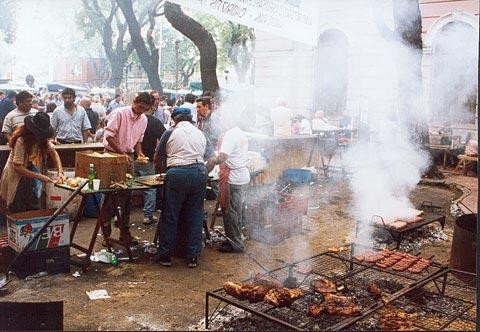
xmin=88 ymin=163 xmax=95 ymax=190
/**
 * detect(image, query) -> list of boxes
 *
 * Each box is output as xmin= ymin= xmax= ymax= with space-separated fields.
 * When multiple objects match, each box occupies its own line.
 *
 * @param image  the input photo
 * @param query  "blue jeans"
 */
xmin=134 ymin=161 xmax=156 ymax=218
xmin=29 ymin=164 xmax=42 ymax=199
xmin=158 ymin=164 xmax=207 ymax=259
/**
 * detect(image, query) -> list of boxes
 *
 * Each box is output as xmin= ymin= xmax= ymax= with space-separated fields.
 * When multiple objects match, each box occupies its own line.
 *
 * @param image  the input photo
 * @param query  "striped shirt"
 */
xmin=1 ymin=108 xmax=38 ymax=135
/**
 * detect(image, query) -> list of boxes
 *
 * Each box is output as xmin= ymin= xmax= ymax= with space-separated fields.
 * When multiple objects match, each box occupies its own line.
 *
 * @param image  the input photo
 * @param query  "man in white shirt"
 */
xmin=311 ymin=110 xmax=339 ymax=132
xmin=181 ymin=93 xmax=198 ymax=123
xmin=215 ymin=115 xmax=250 ymax=253
xmin=270 ymin=97 xmax=293 ymax=137
xmin=2 ymin=91 xmax=38 ymax=141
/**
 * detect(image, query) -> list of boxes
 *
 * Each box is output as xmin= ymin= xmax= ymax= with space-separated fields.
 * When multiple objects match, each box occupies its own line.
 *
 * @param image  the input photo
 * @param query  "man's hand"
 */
xmin=57 ymin=172 xmax=66 ymax=183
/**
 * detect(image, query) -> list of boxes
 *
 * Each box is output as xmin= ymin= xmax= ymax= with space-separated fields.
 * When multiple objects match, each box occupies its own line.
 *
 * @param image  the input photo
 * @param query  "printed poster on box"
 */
xmin=7 ymin=210 xmax=70 ymax=252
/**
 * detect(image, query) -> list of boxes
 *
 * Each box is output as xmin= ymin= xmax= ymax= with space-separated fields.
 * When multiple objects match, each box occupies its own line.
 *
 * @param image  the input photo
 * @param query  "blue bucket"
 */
xmin=282 ymin=169 xmax=312 ymax=184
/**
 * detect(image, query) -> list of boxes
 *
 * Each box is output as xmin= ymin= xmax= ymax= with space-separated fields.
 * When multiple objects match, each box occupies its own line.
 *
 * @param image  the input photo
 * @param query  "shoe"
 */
xmin=119 ymin=231 xmax=139 ymax=246
xmin=143 ymin=215 xmax=158 ymax=225
xmin=218 ymin=243 xmax=244 ymax=253
xmin=187 ymin=257 xmax=198 ymax=268
xmin=155 ymin=254 xmax=172 ymax=267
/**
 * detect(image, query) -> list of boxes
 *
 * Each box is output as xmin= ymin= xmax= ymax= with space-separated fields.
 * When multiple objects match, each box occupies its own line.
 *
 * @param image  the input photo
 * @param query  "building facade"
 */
xmin=254 ymin=0 xmax=478 ymax=130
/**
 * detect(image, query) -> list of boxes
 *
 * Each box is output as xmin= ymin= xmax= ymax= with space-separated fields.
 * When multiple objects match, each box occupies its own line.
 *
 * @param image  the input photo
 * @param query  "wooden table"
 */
xmin=0 ymin=143 xmax=104 ymax=174
xmin=56 ymin=176 xmax=163 ymax=271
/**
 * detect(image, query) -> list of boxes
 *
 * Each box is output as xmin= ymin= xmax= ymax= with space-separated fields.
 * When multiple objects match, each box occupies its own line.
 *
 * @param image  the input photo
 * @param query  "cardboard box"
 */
xmin=75 ymin=151 xmax=129 ymax=189
xmin=7 ymin=209 xmax=70 ymax=252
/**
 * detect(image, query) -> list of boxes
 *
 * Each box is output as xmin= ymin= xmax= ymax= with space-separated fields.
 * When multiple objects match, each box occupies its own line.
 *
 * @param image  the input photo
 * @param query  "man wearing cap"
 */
xmin=0 ymin=112 xmax=65 ymax=212
xmin=2 ymin=91 xmax=38 ymax=141
xmin=51 ymin=88 xmax=92 ymax=144
xmin=101 ymin=92 xmax=152 ymax=245
xmin=153 ymin=107 xmax=215 ymax=268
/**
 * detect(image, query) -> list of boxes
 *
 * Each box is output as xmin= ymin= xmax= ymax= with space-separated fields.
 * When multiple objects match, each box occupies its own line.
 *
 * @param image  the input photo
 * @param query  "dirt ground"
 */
xmin=0 ymin=173 xmax=475 ymax=331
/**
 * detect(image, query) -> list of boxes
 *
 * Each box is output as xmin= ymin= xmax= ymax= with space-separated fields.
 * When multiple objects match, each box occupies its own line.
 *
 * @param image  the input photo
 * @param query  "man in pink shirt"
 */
xmin=102 ymin=92 xmax=152 ymax=245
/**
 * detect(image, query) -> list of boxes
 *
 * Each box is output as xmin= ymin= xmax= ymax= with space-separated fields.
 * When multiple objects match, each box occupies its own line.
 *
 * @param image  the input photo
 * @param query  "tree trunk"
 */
xmin=109 ymin=59 xmax=125 ymax=88
xmin=116 ymin=0 xmax=163 ymax=93
xmin=164 ymin=1 xmax=219 ymax=93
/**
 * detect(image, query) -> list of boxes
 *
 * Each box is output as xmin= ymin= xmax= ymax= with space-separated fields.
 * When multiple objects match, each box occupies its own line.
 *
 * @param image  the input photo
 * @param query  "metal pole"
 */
xmin=175 ymin=40 xmax=180 ymax=98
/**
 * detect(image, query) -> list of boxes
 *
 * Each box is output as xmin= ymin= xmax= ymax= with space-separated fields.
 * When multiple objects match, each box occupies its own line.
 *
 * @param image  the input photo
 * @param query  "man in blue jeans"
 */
xmin=136 ymin=104 xmax=166 ymax=225
xmin=154 ymin=107 xmax=215 ymax=268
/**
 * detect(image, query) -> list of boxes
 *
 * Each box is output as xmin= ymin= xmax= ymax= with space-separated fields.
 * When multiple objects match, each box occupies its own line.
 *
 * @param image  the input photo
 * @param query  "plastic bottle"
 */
xmin=88 ymin=163 xmax=95 ymax=189
xmin=111 ymin=254 xmax=118 ymax=266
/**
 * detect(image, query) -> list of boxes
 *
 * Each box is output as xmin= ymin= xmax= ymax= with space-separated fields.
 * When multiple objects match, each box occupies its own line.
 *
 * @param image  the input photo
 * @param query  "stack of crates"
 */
xmin=245 ymin=191 xmax=308 ymax=244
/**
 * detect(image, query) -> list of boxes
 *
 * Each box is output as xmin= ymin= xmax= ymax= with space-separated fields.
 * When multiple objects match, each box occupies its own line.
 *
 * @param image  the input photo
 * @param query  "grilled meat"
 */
xmin=391 ymin=257 xmax=419 ymax=272
xmin=379 ymin=310 xmax=412 ymax=330
xmin=223 ymin=281 xmax=245 ymax=299
xmin=390 ymin=221 xmax=407 ymax=229
xmin=311 ymin=277 xmax=337 ymax=294
xmin=327 ymin=246 xmax=349 ymax=253
xmin=264 ymin=287 xmax=304 ymax=308
xmin=223 ymin=282 xmax=270 ymax=303
xmin=407 ymin=258 xmax=431 ymax=273
xmin=307 ymin=303 xmax=325 ymax=317
xmin=253 ymin=273 xmax=282 ymax=289
xmin=366 ymin=282 xmax=382 ymax=297
xmin=322 ymin=294 xmax=361 ymax=316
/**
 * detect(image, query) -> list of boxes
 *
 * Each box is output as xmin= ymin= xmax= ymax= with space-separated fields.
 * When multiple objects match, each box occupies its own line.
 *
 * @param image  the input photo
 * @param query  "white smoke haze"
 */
xmin=429 ymin=21 xmax=478 ymax=125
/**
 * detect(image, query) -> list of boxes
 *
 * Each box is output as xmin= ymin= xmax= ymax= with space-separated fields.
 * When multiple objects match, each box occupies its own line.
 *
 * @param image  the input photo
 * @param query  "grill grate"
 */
xmin=205 ymin=247 xmax=453 ymax=331
xmin=345 ymin=269 xmax=476 ymax=331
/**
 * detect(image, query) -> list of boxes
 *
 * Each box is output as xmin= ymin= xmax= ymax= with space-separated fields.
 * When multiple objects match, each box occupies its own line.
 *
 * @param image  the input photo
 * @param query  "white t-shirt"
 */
xmin=220 ymin=127 xmax=250 ymax=185
xmin=270 ymin=106 xmax=292 ymax=137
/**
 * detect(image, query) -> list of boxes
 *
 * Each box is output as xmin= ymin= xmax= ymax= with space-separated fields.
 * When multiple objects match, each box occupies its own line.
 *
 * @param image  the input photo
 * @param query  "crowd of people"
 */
xmin=0 ymin=88 xmax=251 ymax=269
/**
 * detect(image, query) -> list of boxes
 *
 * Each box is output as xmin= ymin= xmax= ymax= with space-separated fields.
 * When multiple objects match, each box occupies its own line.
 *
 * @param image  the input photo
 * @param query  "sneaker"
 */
xmin=155 ymin=254 xmax=172 ymax=267
xmin=187 ymin=257 xmax=198 ymax=268
xmin=143 ymin=215 xmax=158 ymax=225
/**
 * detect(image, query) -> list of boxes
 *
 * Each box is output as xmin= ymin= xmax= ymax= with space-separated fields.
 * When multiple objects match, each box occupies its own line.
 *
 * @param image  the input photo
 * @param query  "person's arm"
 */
xmin=2 ymin=114 xmax=12 ymax=142
xmin=82 ymin=129 xmax=92 ymax=143
xmin=47 ymin=145 xmax=66 ymax=182
xmin=81 ymin=110 xmax=92 ymax=142
xmin=105 ymin=136 xmax=129 ymax=158
xmin=154 ymin=128 xmax=174 ymax=173
xmin=204 ymin=134 xmax=217 ymax=173
xmin=134 ymin=141 xmax=144 ymax=158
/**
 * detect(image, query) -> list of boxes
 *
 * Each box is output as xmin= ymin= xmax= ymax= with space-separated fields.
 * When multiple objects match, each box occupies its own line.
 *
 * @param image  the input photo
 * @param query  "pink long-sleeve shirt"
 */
xmin=103 ymin=106 xmax=147 ymax=153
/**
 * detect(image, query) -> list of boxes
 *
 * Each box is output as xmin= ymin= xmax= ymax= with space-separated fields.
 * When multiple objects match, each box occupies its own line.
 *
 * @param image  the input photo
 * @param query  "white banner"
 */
xmin=168 ymin=0 xmax=319 ymax=45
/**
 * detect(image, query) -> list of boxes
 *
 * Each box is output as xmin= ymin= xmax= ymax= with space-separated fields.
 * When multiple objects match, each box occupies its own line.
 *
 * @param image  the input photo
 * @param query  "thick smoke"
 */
xmin=341 ymin=1 xmax=431 ymax=245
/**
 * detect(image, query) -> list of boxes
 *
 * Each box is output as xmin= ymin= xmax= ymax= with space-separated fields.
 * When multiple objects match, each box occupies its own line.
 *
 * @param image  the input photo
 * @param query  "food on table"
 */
xmin=366 ymin=282 xmax=382 ymax=297
xmin=136 ymin=155 xmax=149 ymax=164
xmin=126 ymin=173 xmax=133 ymax=179
xmin=311 ymin=277 xmax=337 ymax=294
xmin=264 ymin=287 xmax=304 ymax=308
xmin=66 ymin=177 xmax=85 ymax=188
xmin=379 ymin=310 xmax=412 ymax=330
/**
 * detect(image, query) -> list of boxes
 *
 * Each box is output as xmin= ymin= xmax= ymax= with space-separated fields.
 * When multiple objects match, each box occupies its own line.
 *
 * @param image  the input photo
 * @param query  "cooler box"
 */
xmin=75 ymin=151 xmax=129 ymax=189
xmin=7 ymin=209 xmax=70 ymax=252
xmin=11 ymin=246 xmax=70 ymax=279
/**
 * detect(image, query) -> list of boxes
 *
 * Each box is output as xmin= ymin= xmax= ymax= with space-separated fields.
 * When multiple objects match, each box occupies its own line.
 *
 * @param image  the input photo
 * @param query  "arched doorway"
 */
xmin=431 ymin=21 xmax=478 ymax=124
xmin=313 ymin=30 xmax=349 ymax=117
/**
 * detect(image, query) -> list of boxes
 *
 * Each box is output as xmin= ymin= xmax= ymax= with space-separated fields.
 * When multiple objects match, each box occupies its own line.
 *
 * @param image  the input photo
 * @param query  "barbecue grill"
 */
xmin=205 ymin=244 xmax=468 ymax=331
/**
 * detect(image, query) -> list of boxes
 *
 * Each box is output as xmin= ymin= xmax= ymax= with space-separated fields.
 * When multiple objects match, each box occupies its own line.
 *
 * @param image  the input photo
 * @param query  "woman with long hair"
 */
xmin=0 ymin=112 xmax=65 ymax=213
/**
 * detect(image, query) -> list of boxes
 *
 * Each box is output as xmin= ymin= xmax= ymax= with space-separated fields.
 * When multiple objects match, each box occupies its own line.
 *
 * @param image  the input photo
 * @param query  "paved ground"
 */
xmin=0 ymin=171 xmax=476 ymax=330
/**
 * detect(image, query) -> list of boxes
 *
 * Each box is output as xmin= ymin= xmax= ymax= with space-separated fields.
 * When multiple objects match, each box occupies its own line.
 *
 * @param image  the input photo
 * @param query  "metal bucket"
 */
xmin=449 ymin=213 xmax=477 ymax=285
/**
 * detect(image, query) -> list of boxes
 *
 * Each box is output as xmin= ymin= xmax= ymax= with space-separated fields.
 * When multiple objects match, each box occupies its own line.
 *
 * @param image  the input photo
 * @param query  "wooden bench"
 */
xmin=456 ymin=154 xmax=477 ymax=176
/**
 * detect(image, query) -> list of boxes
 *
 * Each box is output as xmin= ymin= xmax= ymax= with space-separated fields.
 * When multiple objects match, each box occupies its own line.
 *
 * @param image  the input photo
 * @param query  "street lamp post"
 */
xmin=175 ymin=39 xmax=180 ymax=98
